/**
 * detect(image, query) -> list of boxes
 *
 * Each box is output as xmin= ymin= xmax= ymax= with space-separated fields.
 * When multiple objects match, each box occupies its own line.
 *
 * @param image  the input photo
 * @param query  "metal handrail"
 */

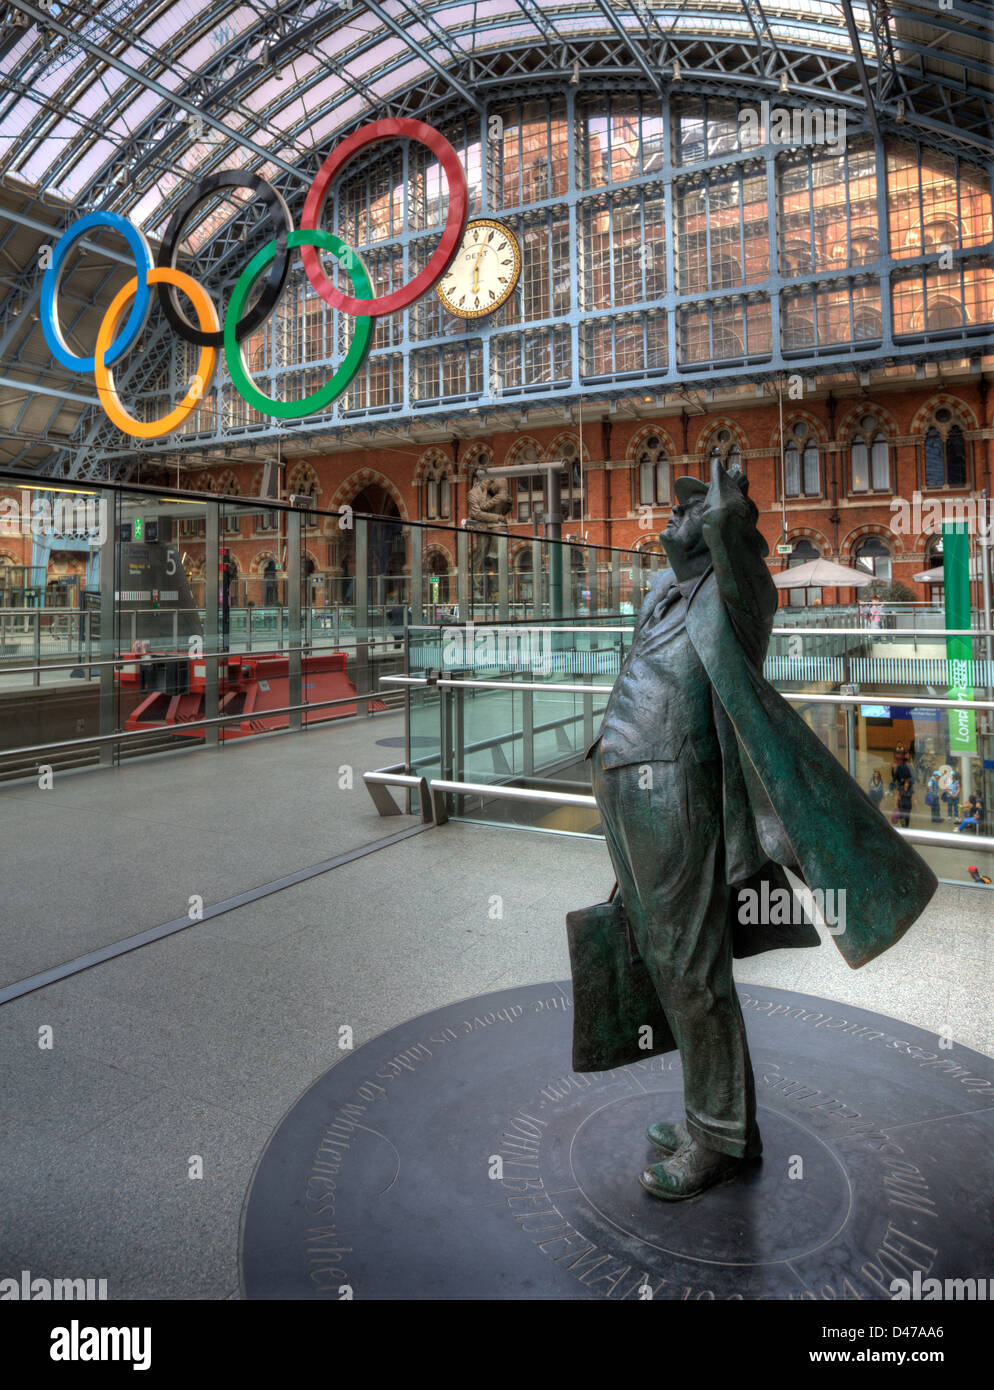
xmin=420 ymin=776 xmax=994 ymax=851
xmin=0 ymin=636 xmax=406 ymax=678
xmin=408 ymin=624 xmax=633 ymax=634
xmin=382 ymin=673 xmax=994 ymax=710
xmin=773 ymin=626 xmax=992 ymax=637
xmin=407 ymin=620 xmax=994 ymax=639
xmin=0 ymin=688 xmax=399 ymax=761
xmin=431 ymin=779 xmax=597 ymax=808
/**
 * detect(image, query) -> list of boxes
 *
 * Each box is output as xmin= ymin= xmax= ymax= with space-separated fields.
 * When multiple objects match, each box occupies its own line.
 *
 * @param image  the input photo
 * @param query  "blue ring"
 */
xmin=41 ymin=212 xmax=153 ymax=373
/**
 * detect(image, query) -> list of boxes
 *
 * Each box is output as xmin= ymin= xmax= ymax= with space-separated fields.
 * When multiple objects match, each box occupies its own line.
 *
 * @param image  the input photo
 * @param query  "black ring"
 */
xmin=156 ymin=172 xmax=292 ymax=348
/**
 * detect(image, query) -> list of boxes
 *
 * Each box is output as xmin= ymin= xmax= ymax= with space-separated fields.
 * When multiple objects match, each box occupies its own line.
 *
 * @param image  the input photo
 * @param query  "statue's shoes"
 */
xmin=646 ymin=1121 xmax=691 ymax=1155
xmin=639 ymin=1138 xmax=759 ymax=1201
xmin=647 ymin=1121 xmax=762 ymax=1159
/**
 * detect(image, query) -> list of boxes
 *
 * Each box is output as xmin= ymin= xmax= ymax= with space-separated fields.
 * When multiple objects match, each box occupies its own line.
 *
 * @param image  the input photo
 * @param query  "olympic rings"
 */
xmin=40 ymin=118 xmax=470 ymax=440
xmin=42 ymin=211 xmax=153 ymax=372
xmin=157 ymin=172 xmax=293 ymax=348
xmin=94 ymin=268 xmax=219 ymax=440
xmin=225 ymin=230 xmax=373 ymax=420
xmin=300 ymin=118 xmax=468 ymax=317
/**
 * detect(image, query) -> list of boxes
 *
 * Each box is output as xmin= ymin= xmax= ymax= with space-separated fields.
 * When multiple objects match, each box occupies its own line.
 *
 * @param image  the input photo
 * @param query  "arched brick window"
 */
xmin=850 ymin=414 xmax=890 ymax=493
xmin=923 ymin=408 xmax=967 ymax=488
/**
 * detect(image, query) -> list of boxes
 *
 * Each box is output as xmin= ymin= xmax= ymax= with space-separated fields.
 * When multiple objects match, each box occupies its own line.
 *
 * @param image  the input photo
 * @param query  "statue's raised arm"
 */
xmin=700 ymin=457 xmax=777 ymax=628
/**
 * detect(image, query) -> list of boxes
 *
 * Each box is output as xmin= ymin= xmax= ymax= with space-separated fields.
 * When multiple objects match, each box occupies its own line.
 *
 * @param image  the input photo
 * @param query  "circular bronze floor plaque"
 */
xmin=240 ymin=984 xmax=994 ymax=1300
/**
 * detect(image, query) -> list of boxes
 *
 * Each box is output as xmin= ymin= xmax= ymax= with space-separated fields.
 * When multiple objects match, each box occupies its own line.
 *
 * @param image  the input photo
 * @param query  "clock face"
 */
xmin=436 ymin=219 xmax=521 ymax=319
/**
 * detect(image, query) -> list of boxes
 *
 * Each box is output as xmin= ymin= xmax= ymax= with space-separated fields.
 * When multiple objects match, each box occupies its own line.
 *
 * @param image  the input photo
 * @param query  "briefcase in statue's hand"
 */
xmin=566 ymin=889 xmax=677 ymax=1072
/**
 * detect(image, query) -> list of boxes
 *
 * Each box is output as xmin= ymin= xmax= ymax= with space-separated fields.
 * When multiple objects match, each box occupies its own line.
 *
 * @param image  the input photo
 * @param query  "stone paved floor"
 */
xmin=0 ymin=715 xmax=990 ymax=1298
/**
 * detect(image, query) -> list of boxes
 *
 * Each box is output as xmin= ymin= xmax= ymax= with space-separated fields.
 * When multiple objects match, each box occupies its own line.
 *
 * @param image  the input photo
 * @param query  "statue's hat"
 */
xmin=673 ymin=474 xmax=708 ymax=505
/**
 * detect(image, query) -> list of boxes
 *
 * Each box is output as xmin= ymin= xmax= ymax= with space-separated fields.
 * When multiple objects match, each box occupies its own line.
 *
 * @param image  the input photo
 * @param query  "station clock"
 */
xmin=435 ymin=219 xmax=521 ymax=319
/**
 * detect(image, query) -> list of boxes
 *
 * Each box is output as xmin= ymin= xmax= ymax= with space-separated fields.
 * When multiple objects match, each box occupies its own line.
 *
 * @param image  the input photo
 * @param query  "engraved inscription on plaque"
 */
xmin=241 ymin=984 xmax=993 ymax=1301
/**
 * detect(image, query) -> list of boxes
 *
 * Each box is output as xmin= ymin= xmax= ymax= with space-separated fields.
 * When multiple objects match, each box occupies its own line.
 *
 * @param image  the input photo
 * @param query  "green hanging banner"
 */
xmin=942 ymin=522 xmax=976 ymax=757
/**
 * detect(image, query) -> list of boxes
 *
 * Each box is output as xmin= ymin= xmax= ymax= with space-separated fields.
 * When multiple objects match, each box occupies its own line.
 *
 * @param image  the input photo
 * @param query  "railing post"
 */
xmin=454 ymin=682 xmax=465 ymax=816
xmin=355 ymin=515 xmax=370 ymax=715
xmin=99 ymin=515 xmax=116 ymax=767
xmin=410 ymin=525 xmax=424 ymax=627
xmin=531 ymin=537 xmax=543 ymax=622
xmin=523 ymin=687 xmax=534 ymax=776
xmin=288 ymin=507 xmax=302 ymax=731
xmin=497 ymin=532 xmax=509 ymax=622
xmin=32 ymin=611 xmax=40 ymax=688
xmin=586 ymin=544 xmax=597 ymax=617
xmin=457 ymin=528 xmax=470 ymax=621
xmin=441 ymin=685 xmax=453 ymax=783
xmin=205 ymin=501 xmax=220 ymax=747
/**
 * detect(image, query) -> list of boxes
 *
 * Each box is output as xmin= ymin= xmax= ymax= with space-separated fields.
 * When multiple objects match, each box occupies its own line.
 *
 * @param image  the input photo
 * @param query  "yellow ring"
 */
xmin=94 ymin=268 xmax=219 ymax=439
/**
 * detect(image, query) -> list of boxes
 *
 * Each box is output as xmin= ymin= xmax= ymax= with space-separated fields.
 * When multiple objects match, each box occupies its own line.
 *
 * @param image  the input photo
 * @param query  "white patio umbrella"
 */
xmin=912 ymin=557 xmax=986 ymax=583
xmin=773 ymin=558 xmax=875 ymax=589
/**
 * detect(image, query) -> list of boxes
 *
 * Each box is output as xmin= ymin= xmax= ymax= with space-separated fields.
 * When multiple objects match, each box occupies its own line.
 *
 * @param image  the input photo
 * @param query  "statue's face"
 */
xmin=661 ymin=496 xmax=708 ymax=564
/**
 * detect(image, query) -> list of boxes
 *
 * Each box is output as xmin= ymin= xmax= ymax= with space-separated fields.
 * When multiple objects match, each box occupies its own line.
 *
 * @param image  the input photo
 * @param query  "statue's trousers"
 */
xmin=591 ymin=743 xmax=757 ymax=1158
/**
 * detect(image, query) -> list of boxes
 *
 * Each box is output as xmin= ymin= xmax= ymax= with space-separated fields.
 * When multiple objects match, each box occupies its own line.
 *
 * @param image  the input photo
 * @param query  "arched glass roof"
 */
xmin=1 ymin=1 xmax=991 ymax=226
xmin=0 ymin=1 xmax=991 ymax=477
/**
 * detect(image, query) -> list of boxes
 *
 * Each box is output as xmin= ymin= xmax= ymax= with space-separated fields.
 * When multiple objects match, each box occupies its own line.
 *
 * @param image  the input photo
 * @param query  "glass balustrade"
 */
xmin=3 ymin=470 xmax=992 ymax=886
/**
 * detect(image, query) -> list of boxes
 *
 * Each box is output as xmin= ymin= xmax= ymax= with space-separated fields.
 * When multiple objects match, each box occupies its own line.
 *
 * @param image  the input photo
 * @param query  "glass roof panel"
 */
xmin=476 ymin=0 xmax=523 ymax=19
xmin=60 ymin=139 xmax=118 ymax=200
xmin=281 ymin=53 xmax=322 ymax=89
xmin=32 ymin=55 xmax=90 ymax=98
xmin=0 ymin=0 xmax=985 ymax=261
xmin=73 ymin=81 xmax=121 ymax=121
xmin=438 ymin=4 xmax=479 ymax=27
xmin=371 ymin=58 xmax=425 ymax=98
xmin=117 ymin=91 xmax=161 ymax=135
xmin=19 ymin=127 xmax=78 ymax=187
xmin=1 ymin=98 xmax=41 ymax=146
xmin=0 ymin=30 xmax=36 ymax=72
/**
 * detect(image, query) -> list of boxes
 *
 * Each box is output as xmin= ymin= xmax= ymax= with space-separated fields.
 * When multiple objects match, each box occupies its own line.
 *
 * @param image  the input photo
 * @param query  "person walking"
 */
xmin=926 ymin=769 xmax=942 ymax=824
xmin=868 ymin=769 xmax=887 ymax=811
xmin=896 ymin=781 xmax=914 ymax=829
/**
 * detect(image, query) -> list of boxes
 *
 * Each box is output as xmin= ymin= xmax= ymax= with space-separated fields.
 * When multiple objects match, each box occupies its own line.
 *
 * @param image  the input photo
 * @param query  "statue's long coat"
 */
xmin=637 ymin=508 xmax=937 ymax=970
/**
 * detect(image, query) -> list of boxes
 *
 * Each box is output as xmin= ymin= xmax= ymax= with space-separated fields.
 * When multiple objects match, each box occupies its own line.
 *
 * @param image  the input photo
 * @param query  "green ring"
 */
xmin=224 ymin=228 xmax=373 ymax=419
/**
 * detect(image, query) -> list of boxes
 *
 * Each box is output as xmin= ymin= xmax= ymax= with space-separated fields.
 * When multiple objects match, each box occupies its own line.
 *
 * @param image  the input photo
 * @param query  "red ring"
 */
xmin=300 ymin=118 xmax=468 ymax=317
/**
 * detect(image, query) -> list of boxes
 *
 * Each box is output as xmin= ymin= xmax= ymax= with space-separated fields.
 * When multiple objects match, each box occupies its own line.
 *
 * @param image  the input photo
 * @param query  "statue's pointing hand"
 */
xmin=703 ymin=456 xmax=750 ymax=540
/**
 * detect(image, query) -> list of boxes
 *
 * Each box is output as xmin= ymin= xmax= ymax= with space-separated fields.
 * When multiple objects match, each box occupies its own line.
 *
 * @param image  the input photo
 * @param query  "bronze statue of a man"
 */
xmin=467 ymin=466 xmax=511 ymax=534
xmin=581 ymin=458 xmax=936 ymax=1201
